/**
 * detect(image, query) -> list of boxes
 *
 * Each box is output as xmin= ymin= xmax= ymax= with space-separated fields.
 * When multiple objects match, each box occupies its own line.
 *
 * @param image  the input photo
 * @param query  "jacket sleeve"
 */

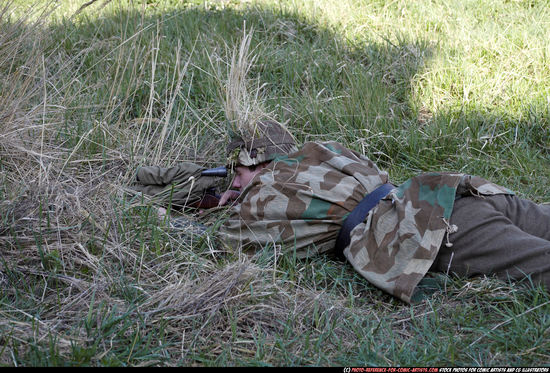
xmin=136 ymin=162 xmax=205 ymax=186
xmin=131 ymin=162 xmax=221 ymax=208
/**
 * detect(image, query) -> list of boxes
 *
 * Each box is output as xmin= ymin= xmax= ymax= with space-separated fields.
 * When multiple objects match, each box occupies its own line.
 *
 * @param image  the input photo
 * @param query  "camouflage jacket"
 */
xmin=218 ymin=141 xmax=512 ymax=303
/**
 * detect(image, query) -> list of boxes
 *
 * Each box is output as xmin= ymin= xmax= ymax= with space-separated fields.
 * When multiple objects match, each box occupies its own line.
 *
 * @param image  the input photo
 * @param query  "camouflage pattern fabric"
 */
xmin=131 ymin=163 xmax=219 ymax=209
xmin=218 ymin=141 xmax=512 ymax=303
xmin=226 ymin=120 xmax=298 ymax=168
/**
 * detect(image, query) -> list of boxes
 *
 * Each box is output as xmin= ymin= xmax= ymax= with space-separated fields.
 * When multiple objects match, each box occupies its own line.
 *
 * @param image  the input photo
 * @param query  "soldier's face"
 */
xmin=232 ymin=165 xmax=263 ymax=191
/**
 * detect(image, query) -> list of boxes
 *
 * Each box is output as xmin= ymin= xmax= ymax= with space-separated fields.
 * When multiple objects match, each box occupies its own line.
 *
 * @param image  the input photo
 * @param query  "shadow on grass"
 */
xmin=33 ymin=3 xmax=432 ymax=147
xmin=33 ymin=2 xmax=549 ymax=192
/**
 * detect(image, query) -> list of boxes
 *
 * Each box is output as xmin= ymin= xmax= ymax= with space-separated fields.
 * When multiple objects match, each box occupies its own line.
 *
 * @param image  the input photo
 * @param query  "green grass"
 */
xmin=1 ymin=0 xmax=550 ymax=366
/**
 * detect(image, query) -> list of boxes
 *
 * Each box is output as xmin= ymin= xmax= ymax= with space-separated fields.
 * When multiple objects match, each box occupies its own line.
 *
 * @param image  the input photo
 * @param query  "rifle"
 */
xmin=188 ymin=166 xmax=229 ymax=209
xmin=200 ymin=166 xmax=228 ymax=177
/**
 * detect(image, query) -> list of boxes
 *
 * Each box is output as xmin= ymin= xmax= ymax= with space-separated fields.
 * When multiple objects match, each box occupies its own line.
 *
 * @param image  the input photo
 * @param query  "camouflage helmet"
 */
xmin=227 ymin=120 xmax=298 ymax=168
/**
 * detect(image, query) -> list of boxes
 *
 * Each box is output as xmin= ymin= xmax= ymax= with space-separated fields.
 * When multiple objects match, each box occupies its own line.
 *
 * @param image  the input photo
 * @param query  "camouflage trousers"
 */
xmin=431 ymin=194 xmax=550 ymax=289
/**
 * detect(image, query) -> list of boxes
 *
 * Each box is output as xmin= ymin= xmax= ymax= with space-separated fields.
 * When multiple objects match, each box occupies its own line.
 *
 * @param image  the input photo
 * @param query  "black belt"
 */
xmin=335 ymin=183 xmax=394 ymax=260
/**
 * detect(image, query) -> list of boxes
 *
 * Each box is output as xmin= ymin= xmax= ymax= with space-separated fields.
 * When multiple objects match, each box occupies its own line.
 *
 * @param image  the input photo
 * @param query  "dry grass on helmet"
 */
xmin=221 ymin=26 xmax=294 ymax=143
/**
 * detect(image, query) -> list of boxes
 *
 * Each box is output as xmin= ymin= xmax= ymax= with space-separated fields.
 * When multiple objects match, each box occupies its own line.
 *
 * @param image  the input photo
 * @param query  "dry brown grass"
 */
xmin=0 ymin=4 xmax=368 ymax=364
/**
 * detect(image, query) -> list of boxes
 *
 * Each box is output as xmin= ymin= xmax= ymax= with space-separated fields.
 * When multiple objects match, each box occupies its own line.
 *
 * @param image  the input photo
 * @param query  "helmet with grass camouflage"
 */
xmin=226 ymin=120 xmax=298 ymax=168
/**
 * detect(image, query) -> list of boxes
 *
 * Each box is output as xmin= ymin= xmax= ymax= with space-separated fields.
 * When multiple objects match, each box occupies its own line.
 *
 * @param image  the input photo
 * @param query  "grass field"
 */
xmin=1 ymin=0 xmax=550 ymax=366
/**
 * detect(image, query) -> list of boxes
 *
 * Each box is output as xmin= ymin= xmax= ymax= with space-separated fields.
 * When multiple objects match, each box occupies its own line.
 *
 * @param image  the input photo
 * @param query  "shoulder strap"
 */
xmin=334 ymin=183 xmax=394 ymax=260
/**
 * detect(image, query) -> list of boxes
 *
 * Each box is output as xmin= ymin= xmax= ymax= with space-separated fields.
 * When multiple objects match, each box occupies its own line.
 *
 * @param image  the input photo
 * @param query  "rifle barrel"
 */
xmin=201 ymin=166 xmax=228 ymax=177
